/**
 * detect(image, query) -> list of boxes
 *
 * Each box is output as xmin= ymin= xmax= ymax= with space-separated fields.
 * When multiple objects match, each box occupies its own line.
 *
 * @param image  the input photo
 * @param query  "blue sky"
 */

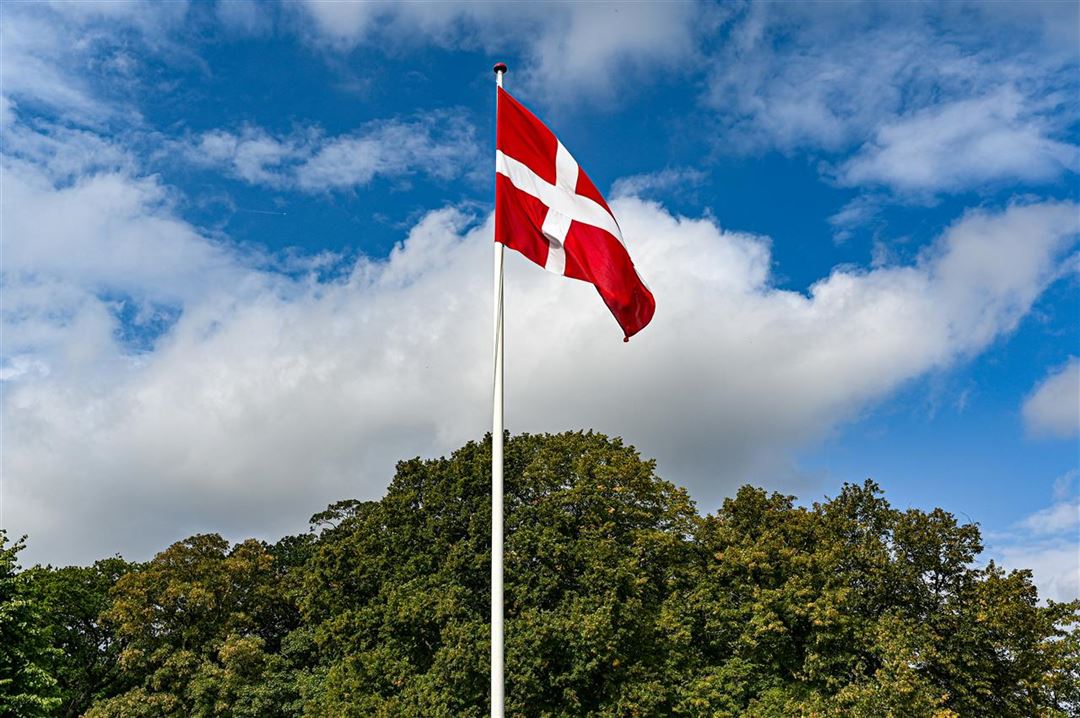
xmin=2 ymin=1 xmax=1077 ymax=600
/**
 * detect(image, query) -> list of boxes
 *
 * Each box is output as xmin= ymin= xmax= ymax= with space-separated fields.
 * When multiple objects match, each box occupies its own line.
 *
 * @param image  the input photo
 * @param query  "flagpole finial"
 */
xmin=493 ymin=62 xmax=508 ymax=75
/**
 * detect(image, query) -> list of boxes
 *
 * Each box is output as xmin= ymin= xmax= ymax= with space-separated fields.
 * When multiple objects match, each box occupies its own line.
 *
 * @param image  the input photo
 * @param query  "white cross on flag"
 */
xmin=495 ymin=88 xmax=655 ymax=340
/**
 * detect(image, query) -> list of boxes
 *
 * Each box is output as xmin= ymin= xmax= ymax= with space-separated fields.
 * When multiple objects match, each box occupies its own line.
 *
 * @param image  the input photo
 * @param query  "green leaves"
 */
xmin=0 ymin=531 xmax=61 ymax=717
xmin=8 ymin=434 xmax=1079 ymax=717
xmin=83 ymin=535 xmax=300 ymax=717
xmin=22 ymin=557 xmax=136 ymax=717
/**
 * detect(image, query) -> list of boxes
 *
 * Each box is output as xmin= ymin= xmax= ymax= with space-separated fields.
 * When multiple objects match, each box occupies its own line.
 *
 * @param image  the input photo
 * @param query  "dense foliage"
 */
xmin=3 ymin=432 xmax=1077 ymax=717
xmin=1 ymin=532 xmax=61 ymax=717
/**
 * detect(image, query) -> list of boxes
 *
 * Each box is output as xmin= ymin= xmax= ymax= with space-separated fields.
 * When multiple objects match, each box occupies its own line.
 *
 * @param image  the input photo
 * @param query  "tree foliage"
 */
xmin=0 ymin=531 xmax=60 ymax=717
xmin=84 ymin=534 xmax=301 ymax=718
xmin=6 ymin=432 xmax=1078 ymax=717
xmin=24 ymin=557 xmax=135 ymax=717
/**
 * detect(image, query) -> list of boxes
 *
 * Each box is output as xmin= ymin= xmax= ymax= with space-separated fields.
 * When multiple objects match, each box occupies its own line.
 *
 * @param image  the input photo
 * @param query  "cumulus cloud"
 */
xmin=185 ymin=114 xmax=480 ymax=192
xmin=4 ymin=111 xmax=1077 ymax=564
xmin=1023 ymin=357 xmax=1080 ymax=438
xmin=2 ymin=0 xmax=1078 ymax=574
xmin=990 ymin=469 xmax=1079 ymax=602
xmin=996 ymin=542 xmax=1079 ymax=603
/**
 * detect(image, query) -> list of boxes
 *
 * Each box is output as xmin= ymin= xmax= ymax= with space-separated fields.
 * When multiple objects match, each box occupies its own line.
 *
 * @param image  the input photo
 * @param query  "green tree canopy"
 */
xmin=24 ymin=557 xmax=135 ymax=717
xmin=293 ymin=432 xmax=1079 ymax=717
xmin=0 ymin=531 xmax=60 ymax=717
xmin=84 ymin=535 xmax=300 ymax=718
xmin=9 ymin=431 xmax=1079 ymax=717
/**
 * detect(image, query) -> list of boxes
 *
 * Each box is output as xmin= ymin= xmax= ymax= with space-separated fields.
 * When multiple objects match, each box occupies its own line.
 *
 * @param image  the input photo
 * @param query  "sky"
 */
xmin=1 ymin=1 xmax=1077 ymax=600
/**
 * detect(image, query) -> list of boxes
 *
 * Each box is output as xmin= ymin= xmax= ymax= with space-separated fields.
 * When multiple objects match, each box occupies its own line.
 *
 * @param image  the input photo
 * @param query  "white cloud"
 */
xmin=827 ymin=195 xmax=884 ymax=244
xmin=0 ymin=7 xmax=113 ymax=123
xmin=3 ymin=108 xmax=1077 ymax=564
xmin=1054 ymin=469 xmax=1078 ymax=501
xmin=1023 ymin=357 xmax=1080 ymax=438
xmin=1 ymin=2 xmax=191 ymax=125
xmin=46 ymin=0 xmax=189 ymax=30
xmin=995 ymin=541 xmax=1078 ymax=604
xmin=297 ymin=116 xmax=478 ymax=190
xmin=1019 ymin=500 xmax=1080 ymax=535
xmin=296 ymin=0 xmax=378 ymax=47
xmin=707 ymin=2 xmax=1078 ymax=194
xmin=2 ymin=120 xmax=133 ymax=182
xmin=2 ymin=0 xmax=1078 ymax=572
xmin=3 ymin=165 xmax=249 ymax=306
xmin=0 ymin=122 xmax=264 ymax=394
xmin=192 ymin=126 xmax=306 ymax=187
xmin=0 ymin=96 xmax=15 ymax=127
xmin=216 ymin=0 xmax=272 ymax=36
xmin=508 ymin=2 xmax=704 ymax=105
xmin=292 ymin=0 xmax=705 ymax=104
xmin=839 ymin=88 xmax=1078 ymax=193
xmin=991 ymin=469 xmax=1080 ymax=602
xmin=186 ymin=114 xmax=480 ymax=192
xmin=708 ymin=5 xmax=913 ymax=152
xmin=609 ymin=167 xmax=707 ymax=200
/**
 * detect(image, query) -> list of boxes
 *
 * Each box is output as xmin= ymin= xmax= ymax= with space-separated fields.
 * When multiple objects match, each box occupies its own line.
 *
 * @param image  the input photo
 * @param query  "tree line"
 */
xmin=2 ymin=432 xmax=1077 ymax=717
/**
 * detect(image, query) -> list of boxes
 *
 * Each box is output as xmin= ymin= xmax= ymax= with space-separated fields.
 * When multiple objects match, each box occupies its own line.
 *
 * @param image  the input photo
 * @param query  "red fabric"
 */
xmin=563 ymin=222 xmax=655 ymax=339
xmin=495 ymin=88 xmax=655 ymax=340
xmin=495 ymin=173 xmax=549 ymax=269
xmin=574 ymin=169 xmax=611 ymax=214
xmin=496 ymin=89 xmax=557 ymax=185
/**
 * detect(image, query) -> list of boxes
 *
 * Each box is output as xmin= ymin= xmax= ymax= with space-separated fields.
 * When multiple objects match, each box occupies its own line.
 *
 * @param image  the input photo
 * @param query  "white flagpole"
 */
xmin=491 ymin=61 xmax=507 ymax=718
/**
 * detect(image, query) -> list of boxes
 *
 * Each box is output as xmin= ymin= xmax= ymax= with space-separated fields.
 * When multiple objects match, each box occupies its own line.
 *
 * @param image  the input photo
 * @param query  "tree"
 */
xmin=85 ymin=535 xmax=300 ymax=717
xmin=0 ymin=531 xmax=60 ymax=717
xmin=24 ymin=557 xmax=135 ymax=717
xmin=55 ymin=432 xmax=1078 ymax=717
xmin=297 ymin=431 xmax=701 ymax=717
xmin=295 ymin=435 xmax=1079 ymax=717
xmin=675 ymin=481 xmax=1080 ymax=717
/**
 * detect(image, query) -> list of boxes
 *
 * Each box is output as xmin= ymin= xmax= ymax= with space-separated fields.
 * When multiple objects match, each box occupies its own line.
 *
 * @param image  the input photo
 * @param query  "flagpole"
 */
xmin=491 ymin=60 xmax=507 ymax=718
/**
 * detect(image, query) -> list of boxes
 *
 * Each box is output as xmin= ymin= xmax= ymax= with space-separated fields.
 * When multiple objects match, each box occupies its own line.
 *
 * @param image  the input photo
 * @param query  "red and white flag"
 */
xmin=495 ymin=88 xmax=655 ymax=341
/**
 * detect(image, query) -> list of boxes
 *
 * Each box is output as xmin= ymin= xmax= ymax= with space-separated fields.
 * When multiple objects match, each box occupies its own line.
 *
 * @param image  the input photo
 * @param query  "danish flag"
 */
xmin=495 ymin=87 xmax=655 ymax=341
